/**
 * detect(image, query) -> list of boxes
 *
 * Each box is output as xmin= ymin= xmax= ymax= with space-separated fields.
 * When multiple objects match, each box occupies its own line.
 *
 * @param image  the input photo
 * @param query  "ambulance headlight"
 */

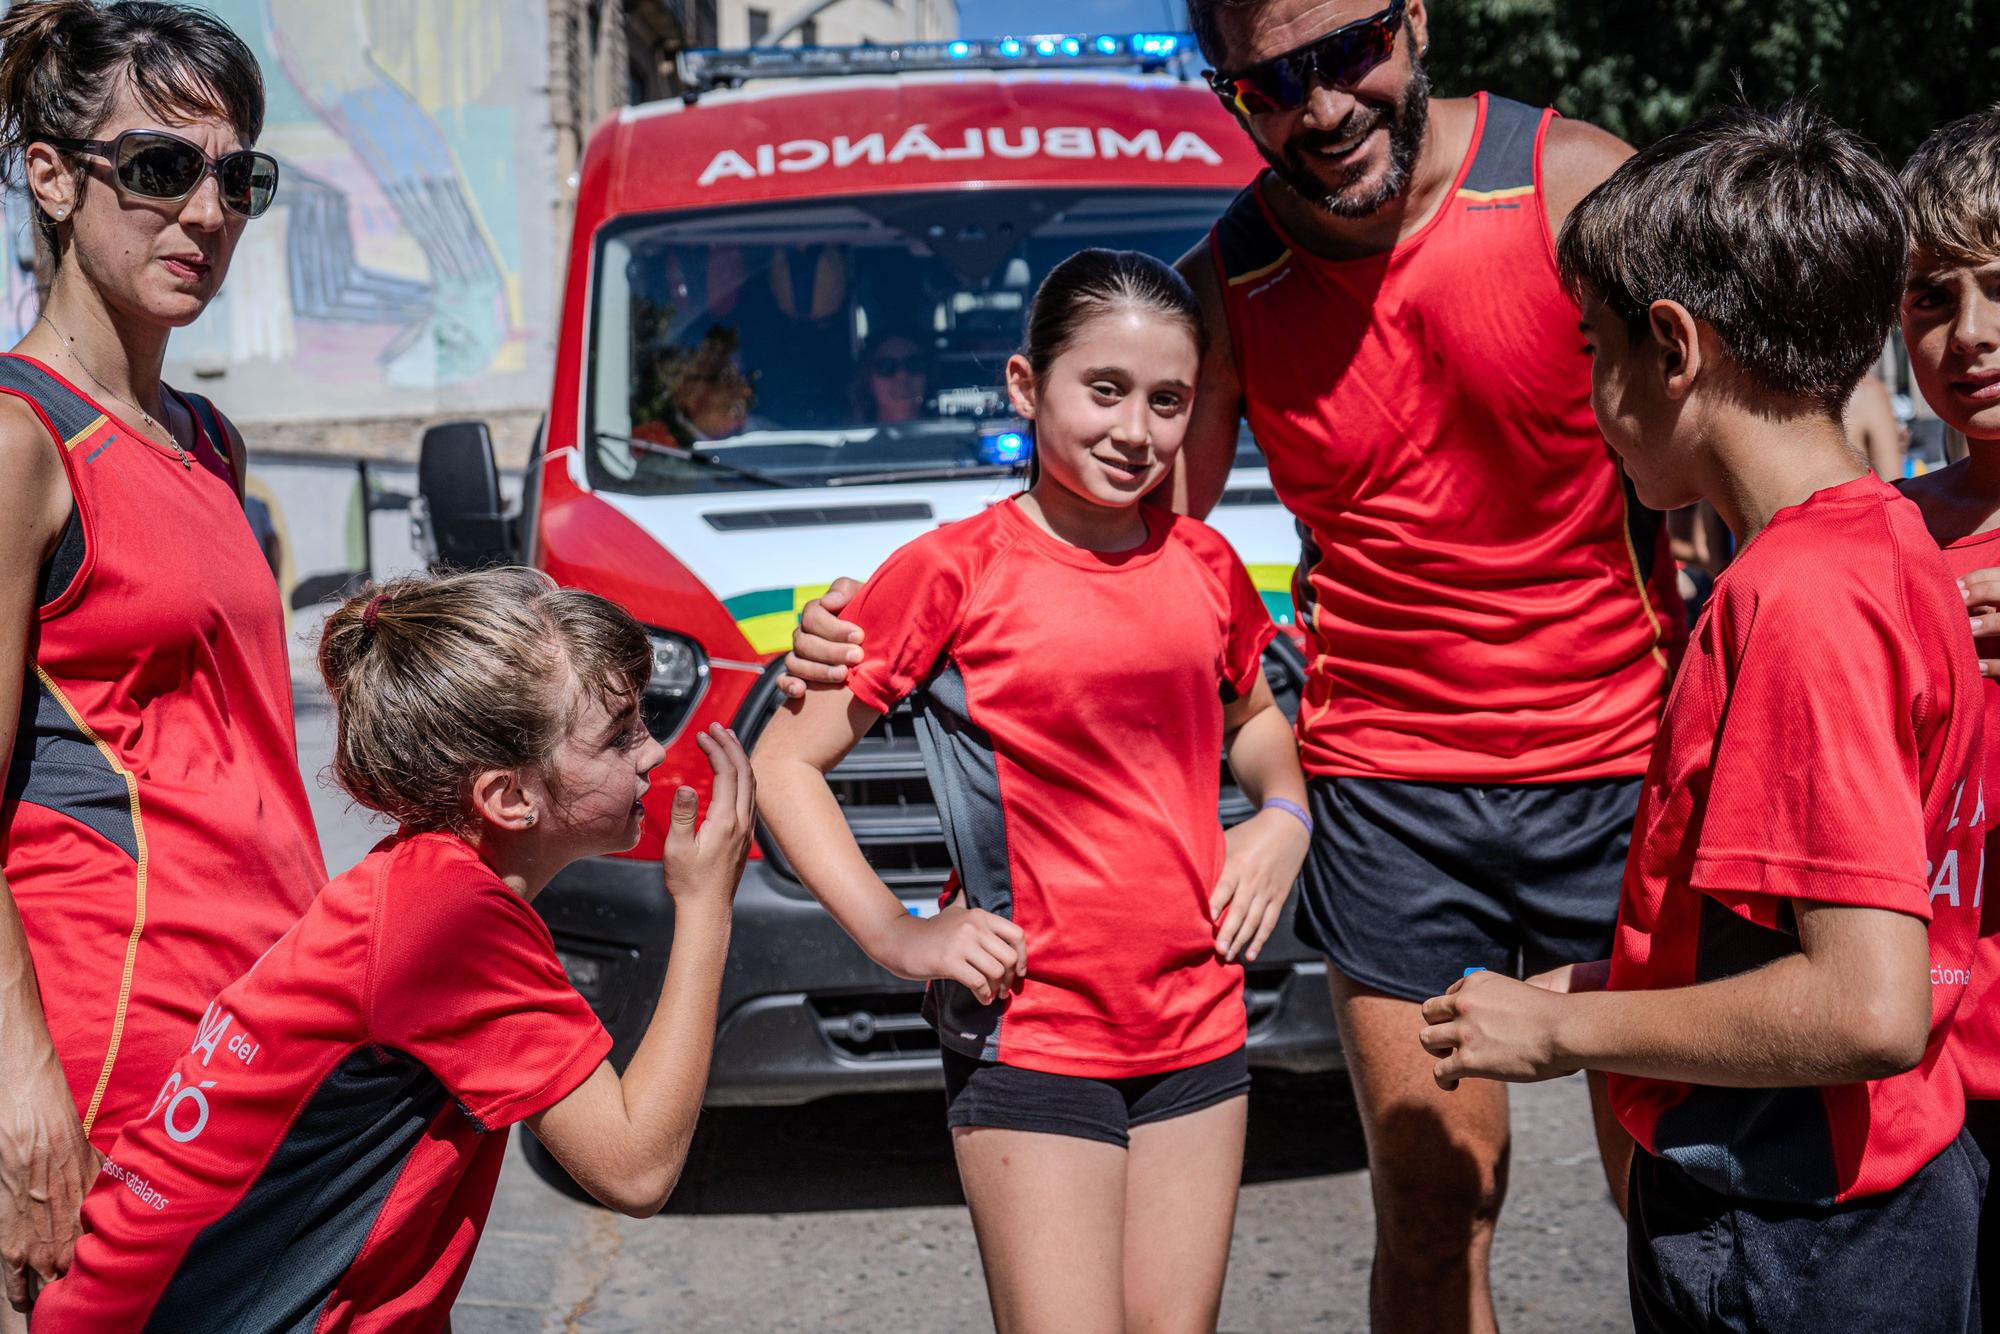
xmin=641 ymin=630 xmax=709 ymax=742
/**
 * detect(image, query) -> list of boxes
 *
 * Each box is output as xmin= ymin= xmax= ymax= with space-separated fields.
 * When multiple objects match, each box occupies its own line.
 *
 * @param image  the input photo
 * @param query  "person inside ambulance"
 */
xmin=853 ymin=331 xmax=929 ymax=425
xmin=634 ymin=325 xmax=762 ymax=448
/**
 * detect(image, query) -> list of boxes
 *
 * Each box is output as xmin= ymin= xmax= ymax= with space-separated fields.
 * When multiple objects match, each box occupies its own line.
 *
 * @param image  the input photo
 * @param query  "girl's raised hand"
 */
xmin=873 ymin=899 xmax=1027 ymax=1005
xmin=1961 ymin=569 xmax=2000 ymax=677
xmin=1210 ymin=808 xmax=1310 ymax=963
xmin=662 ymin=724 xmax=754 ymax=911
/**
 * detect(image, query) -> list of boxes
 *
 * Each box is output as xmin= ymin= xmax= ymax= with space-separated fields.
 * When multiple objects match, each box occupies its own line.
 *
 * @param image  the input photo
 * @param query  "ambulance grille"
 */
xmin=808 ymin=964 xmax=1296 ymax=1061
xmin=746 ymin=639 xmax=1305 ymax=898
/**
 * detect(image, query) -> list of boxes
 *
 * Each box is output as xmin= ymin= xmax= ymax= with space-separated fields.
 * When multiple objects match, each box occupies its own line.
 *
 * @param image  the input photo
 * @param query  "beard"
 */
xmin=1261 ymin=56 xmax=1432 ymax=220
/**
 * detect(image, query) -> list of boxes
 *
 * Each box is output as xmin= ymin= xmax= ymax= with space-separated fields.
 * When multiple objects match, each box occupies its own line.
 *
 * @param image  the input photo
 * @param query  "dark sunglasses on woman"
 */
xmin=1205 ymin=0 xmax=1405 ymax=118
xmin=44 ymin=128 xmax=280 ymax=219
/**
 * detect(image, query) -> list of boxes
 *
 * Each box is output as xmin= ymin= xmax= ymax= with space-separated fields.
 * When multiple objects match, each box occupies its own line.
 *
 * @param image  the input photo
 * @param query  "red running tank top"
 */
xmin=1210 ymin=93 xmax=1682 ymax=784
xmin=0 ymin=355 xmax=324 ymax=1146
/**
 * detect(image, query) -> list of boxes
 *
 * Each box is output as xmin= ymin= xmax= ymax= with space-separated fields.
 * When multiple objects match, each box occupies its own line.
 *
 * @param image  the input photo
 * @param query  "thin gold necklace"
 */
xmin=37 ymin=314 xmax=190 ymax=471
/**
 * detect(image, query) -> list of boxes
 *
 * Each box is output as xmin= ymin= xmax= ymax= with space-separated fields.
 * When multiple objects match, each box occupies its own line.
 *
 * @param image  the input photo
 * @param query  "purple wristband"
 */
xmin=1262 ymin=797 xmax=1313 ymax=838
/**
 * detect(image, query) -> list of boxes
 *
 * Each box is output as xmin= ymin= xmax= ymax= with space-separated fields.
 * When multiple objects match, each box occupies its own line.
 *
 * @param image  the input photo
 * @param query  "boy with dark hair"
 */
xmin=1416 ymin=101 xmax=1987 ymax=1332
xmin=1895 ymin=99 xmax=2000 ymax=1313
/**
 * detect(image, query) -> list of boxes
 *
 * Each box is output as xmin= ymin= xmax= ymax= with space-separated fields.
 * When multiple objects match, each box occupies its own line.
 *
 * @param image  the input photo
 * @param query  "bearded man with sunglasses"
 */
xmin=782 ymin=3 xmax=1677 ymax=1327
xmin=1184 ymin=1 xmax=1680 ymax=1329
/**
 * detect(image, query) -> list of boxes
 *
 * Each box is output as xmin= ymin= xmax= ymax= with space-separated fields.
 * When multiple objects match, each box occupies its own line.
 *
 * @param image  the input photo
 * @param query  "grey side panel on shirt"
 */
xmin=911 ymin=659 xmax=1010 ymax=1061
xmin=5 ymin=673 xmax=138 ymax=861
xmin=1649 ymin=898 xmax=1839 ymax=1206
xmin=1459 ymin=93 xmax=1541 ymax=194
xmin=143 ymin=1047 xmax=452 ymax=1334
xmin=0 ymin=354 xmax=106 ymax=440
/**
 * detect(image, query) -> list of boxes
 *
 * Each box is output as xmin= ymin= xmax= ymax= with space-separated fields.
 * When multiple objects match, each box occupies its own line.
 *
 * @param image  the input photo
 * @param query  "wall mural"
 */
xmin=0 ymin=0 xmax=544 ymax=400
xmin=246 ymin=0 xmax=523 ymax=389
xmin=0 ymin=0 xmax=550 ymax=621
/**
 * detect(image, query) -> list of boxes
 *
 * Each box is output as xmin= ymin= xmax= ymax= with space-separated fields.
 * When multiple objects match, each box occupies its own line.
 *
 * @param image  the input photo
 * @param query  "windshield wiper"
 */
xmin=596 ymin=431 xmax=804 ymax=490
xmin=824 ymin=464 xmax=1024 ymax=488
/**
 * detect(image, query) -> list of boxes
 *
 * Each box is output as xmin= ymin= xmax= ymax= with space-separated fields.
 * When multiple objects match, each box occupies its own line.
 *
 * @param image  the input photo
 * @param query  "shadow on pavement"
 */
xmin=521 ymin=1070 xmax=1366 ymax=1216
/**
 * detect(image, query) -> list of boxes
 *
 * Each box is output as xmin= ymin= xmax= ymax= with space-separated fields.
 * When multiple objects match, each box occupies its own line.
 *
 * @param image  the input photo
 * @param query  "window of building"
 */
xmin=747 ymin=7 xmax=769 ymax=44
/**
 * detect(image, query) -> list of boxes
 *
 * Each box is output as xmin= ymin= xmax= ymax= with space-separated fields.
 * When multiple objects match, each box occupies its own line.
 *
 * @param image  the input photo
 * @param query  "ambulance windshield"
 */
xmin=587 ymin=188 xmax=1254 ymax=494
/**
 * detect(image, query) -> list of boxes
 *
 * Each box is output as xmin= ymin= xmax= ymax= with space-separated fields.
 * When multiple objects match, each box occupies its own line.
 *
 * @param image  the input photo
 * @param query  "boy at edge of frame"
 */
xmin=1416 ymin=102 xmax=1987 ymax=1333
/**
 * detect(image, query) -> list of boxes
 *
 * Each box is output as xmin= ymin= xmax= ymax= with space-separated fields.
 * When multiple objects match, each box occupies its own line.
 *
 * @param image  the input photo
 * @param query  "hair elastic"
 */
xmin=361 ymin=592 xmax=390 ymax=631
xmin=1262 ymin=797 xmax=1314 ymax=839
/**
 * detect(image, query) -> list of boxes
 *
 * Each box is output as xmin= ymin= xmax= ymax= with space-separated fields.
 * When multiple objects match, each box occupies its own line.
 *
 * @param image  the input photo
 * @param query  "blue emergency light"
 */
xmin=978 ymin=429 xmax=1033 ymax=468
xmin=676 ymin=31 xmax=1197 ymax=95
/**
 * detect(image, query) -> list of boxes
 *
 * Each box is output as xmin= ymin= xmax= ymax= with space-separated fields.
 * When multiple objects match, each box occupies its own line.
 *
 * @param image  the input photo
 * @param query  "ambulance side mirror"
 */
xmin=416 ymin=420 xmax=517 ymax=570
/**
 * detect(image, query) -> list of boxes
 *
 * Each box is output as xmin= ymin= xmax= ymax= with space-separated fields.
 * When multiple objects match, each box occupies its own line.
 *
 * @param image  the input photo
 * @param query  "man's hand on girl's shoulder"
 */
xmin=777 ymin=577 xmax=866 ymax=698
xmin=1960 ymin=569 xmax=2000 ymax=677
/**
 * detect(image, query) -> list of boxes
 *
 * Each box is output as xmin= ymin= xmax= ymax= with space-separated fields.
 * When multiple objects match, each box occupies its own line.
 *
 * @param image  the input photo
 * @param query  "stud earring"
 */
xmin=523 ymin=811 xmax=538 ymax=827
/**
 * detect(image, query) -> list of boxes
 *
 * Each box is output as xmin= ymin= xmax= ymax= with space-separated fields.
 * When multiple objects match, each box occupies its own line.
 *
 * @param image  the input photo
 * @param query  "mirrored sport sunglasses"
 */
xmin=1205 ymin=0 xmax=1405 ymax=118
xmin=44 ymin=128 xmax=279 ymax=218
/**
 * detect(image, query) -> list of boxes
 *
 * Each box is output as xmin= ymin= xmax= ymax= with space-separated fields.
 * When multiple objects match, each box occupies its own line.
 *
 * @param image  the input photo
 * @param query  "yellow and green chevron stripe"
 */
xmin=725 ymin=568 xmax=1295 ymax=657
xmin=725 ymin=585 xmax=834 ymax=656
xmin=1247 ymin=564 xmax=1296 ymax=628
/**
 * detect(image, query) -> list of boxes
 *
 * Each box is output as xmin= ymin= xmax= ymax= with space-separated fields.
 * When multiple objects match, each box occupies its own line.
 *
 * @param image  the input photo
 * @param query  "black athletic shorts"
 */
xmin=941 ymin=1046 xmax=1250 ymax=1148
xmin=1628 ymin=1132 xmax=1986 ymax=1332
xmin=1293 ymin=775 xmax=1642 ymax=1003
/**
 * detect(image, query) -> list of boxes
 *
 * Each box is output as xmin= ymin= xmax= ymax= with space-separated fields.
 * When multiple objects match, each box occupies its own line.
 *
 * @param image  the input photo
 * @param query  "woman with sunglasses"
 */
xmin=854 ymin=332 xmax=930 ymax=425
xmin=0 ymin=0 xmax=319 ymax=1320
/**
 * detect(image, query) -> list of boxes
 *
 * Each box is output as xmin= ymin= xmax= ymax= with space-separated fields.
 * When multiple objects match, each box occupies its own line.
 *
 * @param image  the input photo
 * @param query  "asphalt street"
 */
xmin=294 ymin=683 xmax=1630 ymax=1333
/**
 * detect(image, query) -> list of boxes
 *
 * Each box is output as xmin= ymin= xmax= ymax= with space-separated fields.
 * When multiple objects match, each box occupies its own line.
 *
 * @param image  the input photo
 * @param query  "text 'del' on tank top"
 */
xmin=1210 ymin=92 xmax=1683 ymax=784
xmin=0 ymin=354 xmax=324 ymax=1146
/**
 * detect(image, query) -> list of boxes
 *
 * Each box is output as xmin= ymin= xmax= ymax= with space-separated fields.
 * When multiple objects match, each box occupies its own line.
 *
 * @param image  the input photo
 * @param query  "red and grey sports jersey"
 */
xmin=0 ymin=354 xmax=326 ymax=1147
xmin=1935 ymin=527 xmax=2000 ymax=1101
xmin=1208 ymin=93 xmax=1683 ymax=784
xmin=842 ymin=499 xmax=1275 ymax=1078
xmin=35 ymin=833 xmax=611 ymax=1332
xmin=1609 ymin=475 xmax=1984 ymax=1204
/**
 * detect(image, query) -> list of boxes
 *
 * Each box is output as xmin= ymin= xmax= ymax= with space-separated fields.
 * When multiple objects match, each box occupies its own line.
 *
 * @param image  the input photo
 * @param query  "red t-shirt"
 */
xmin=1936 ymin=527 xmax=2000 ymax=1101
xmin=842 ymin=498 xmax=1276 ymax=1078
xmin=1609 ymin=475 xmax=1984 ymax=1204
xmin=35 ymin=833 xmax=611 ymax=1333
